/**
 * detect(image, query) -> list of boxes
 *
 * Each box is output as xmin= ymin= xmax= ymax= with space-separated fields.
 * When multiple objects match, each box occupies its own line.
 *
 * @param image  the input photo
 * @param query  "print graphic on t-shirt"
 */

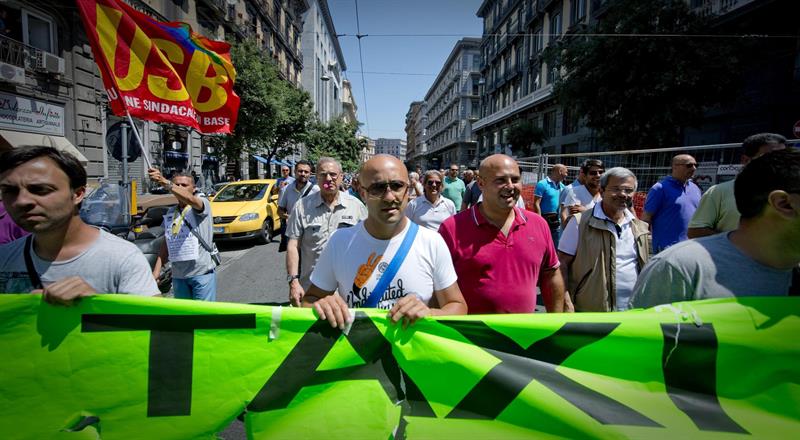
xmin=352 ymin=252 xmax=382 ymax=296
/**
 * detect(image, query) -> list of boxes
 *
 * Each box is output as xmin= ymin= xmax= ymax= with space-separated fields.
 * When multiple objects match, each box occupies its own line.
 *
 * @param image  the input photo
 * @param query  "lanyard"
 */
xmin=171 ymin=205 xmax=192 ymax=236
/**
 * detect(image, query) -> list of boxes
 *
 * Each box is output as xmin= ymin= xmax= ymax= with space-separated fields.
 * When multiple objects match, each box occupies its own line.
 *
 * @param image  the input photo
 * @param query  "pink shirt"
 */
xmin=438 ymin=205 xmax=559 ymax=314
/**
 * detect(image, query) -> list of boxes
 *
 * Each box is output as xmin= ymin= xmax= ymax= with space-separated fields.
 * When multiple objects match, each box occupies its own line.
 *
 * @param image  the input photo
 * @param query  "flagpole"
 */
xmin=125 ymin=111 xmax=153 ymax=170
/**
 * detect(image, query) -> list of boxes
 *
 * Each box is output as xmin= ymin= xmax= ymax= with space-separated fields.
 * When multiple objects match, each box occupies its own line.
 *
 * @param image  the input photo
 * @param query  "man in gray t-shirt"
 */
xmin=630 ymin=149 xmax=800 ymax=308
xmin=150 ymin=169 xmax=217 ymax=301
xmin=0 ymin=146 xmax=159 ymax=303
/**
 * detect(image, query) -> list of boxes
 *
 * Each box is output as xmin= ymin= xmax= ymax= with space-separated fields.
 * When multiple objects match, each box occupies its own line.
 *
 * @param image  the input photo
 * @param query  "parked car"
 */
xmin=207 ymin=182 xmax=230 ymax=198
xmin=210 ymin=179 xmax=282 ymax=244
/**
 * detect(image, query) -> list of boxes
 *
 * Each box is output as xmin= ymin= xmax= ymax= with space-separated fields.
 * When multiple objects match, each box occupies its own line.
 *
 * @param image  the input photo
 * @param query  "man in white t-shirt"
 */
xmin=561 ymin=159 xmax=604 ymax=225
xmin=303 ymin=155 xmax=468 ymax=329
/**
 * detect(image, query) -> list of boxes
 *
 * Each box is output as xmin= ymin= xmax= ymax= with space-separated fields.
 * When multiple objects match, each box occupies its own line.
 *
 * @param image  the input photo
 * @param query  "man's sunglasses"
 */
xmin=425 ymin=181 xmax=442 ymax=187
xmin=366 ymin=180 xmax=409 ymax=198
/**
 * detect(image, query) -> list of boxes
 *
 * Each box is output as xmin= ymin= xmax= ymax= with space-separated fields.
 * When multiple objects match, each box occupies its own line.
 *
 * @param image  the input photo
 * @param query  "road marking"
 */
xmin=217 ymin=246 xmax=259 ymax=273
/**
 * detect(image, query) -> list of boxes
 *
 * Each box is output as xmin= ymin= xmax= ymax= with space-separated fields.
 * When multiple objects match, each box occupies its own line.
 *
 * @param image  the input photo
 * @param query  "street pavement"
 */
xmin=214 ymin=237 xmax=287 ymax=439
xmin=216 ymin=237 xmax=288 ymax=305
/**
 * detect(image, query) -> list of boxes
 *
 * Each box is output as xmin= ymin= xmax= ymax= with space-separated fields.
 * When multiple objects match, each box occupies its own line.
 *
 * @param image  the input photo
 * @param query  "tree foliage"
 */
xmin=303 ymin=118 xmax=365 ymax=172
xmin=544 ymin=0 xmax=745 ymax=149
xmin=214 ymin=39 xmax=314 ymax=176
xmin=508 ymin=121 xmax=547 ymax=157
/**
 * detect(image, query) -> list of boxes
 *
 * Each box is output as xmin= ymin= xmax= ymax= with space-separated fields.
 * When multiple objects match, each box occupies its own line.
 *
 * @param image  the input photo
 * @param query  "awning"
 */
xmin=0 ymin=130 xmax=89 ymax=165
xmin=252 ymin=155 xmax=290 ymax=166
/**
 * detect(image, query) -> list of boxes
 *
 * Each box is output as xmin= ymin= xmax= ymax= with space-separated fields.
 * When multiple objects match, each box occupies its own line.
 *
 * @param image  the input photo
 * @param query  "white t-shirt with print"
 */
xmin=310 ymin=220 xmax=458 ymax=309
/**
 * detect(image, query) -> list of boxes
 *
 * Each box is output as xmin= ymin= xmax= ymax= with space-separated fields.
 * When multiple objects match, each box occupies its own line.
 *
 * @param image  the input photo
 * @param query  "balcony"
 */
xmin=691 ymin=0 xmax=756 ymax=17
xmin=0 ymin=34 xmax=46 ymax=72
xmin=472 ymin=84 xmax=554 ymax=132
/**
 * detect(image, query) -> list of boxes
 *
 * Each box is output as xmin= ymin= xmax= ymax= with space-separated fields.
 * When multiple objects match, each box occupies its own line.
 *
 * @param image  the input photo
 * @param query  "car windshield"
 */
xmin=213 ymin=184 xmax=268 ymax=202
xmin=79 ymin=182 xmax=128 ymax=228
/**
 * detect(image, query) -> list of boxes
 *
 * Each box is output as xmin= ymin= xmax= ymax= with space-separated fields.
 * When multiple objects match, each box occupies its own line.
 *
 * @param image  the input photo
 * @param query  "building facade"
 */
xmin=300 ymin=0 xmax=346 ymax=123
xmin=422 ymin=37 xmax=482 ymax=169
xmin=374 ymin=138 xmax=407 ymax=161
xmin=473 ymin=0 xmax=799 ymax=159
xmin=341 ymin=79 xmax=358 ymax=124
xmin=0 ymin=0 xmax=309 ymax=191
xmin=404 ymin=101 xmax=423 ymax=167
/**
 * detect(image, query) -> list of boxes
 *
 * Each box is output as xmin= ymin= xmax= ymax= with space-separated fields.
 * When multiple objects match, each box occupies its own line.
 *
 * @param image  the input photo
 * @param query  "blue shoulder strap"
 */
xmin=363 ymin=222 xmax=419 ymax=308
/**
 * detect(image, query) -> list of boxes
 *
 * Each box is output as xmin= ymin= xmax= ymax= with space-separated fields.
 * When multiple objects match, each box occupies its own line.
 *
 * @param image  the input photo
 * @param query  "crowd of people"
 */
xmin=0 ymin=132 xmax=797 ymax=326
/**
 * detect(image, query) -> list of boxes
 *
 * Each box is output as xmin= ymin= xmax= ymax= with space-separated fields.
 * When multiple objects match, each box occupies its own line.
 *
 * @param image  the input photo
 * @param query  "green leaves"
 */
xmin=545 ymin=0 xmax=746 ymax=149
xmin=219 ymin=39 xmax=315 ymax=174
xmin=304 ymin=118 xmax=365 ymax=172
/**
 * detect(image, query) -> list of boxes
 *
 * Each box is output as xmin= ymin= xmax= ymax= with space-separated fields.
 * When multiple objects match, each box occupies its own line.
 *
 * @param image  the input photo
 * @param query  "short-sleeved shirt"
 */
xmin=442 ymin=177 xmax=466 ymax=211
xmin=438 ymin=205 xmax=560 ymax=314
xmin=558 ymin=181 xmax=581 ymax=207
xmin=558 ymin=203 xmax=639 ymax=311
xmin=163 ymin=198 xmax=216 ymax=279
xmin=287 ymin=191 xmax=367 ymax=289
xmin=463 ymin=180 xmax=482 ymax=208
xmin=644 ymin=176 xmax=702 ymax=251
xmin=278 ymin=181 xmax=318 ymax=216
xmin=534 ymin=177 xmax=566 ymax=214
xmin=404 ymin=195 xmax=456 ymax=231
xmin=310 ymin=220 xmax=458 ymax=310
xmin=563 ymin=184 xmax=600 ymax=209
xmin=0 ymin=229 xmax=159 ymax=295
xmin=688 ymin=180 xmax=740 ymax=233
xmin=630 ymin=233 xmax=792 ymax=308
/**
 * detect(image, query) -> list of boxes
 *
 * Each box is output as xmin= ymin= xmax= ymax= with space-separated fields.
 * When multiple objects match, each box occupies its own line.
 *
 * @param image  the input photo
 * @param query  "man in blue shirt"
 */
xmin=642 ymin=154 xmax=702 ymax=252
xmin=533 ymin=164 xmax=567 ymax=246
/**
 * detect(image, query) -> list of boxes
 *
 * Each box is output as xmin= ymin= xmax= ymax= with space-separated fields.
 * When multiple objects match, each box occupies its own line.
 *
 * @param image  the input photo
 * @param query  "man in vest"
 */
xmin=557 ymin=167 xmax=651 ymax=312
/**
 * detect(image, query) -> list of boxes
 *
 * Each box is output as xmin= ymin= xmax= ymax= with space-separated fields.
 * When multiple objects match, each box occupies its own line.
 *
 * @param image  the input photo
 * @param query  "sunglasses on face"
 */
xmin=366 ymin=180 xmax=409 ymax=198
xmin=426 ymin=180 xmax=442 ymax=187
xmin=588 ymin=170 xmax=604 ymax=176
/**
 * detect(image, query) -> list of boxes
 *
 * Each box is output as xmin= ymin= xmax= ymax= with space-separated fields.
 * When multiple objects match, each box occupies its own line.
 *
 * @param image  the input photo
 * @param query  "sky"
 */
xmin=328 ymin=0 xmax=484 ymax=140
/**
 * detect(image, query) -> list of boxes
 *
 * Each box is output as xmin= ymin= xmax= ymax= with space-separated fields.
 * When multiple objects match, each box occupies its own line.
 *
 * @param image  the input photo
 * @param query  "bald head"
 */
xmin=550 ymin=163 xmax=568 ymax=182
xmin=479 ymin=154 xmax=520 ymax=176
xmin=360 ymin=154 xmax=409 ymax=184
xmin=671 ymin=154 xmax=697 ymax=183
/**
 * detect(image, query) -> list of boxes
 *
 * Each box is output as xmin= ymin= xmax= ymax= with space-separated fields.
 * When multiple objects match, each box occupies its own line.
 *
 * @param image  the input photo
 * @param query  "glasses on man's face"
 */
xmin=607 ymin=186 xmax=635 ymax=195
xmin=366 ymin=180 xmax=409 ymax=198
xmin=426 ymin=180 xmax=442 ymax=187
xmin=318 ymin=172 xmax=339 ymax=180
xmin=450 ymin=168 xmax=459 ymax=173
xmin=588 ymin=170 xmax=604 ymax=176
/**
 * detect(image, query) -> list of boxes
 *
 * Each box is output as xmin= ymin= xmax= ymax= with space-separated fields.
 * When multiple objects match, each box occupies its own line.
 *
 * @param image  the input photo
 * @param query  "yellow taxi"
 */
xmin=210 ymin=179 xmax=282 ymax=243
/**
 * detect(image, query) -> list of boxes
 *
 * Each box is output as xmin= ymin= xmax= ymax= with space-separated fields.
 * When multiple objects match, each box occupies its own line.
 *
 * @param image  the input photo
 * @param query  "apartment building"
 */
xmin=422 ymin=37 xmax=482 ymax=169
xmin=301 ymin=0 xmax=346 ymax=123
xmin=0 ymin=0 xmax=308 ymax=188
xmin=473 ymin=0 xmax=799 ymax=157
xmin=341 ymin=79 xmax=358 ymax=124
xmin=374 ymin=138 xmax=407 ymax=161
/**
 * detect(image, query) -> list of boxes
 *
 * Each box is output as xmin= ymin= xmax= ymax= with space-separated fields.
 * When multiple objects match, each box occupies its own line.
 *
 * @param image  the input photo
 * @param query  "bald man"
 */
xmin=533 ymin=164 xmax=568 ymax=246
xmin=303 ymin=155 xmax=467 ymax=329
xmin=439 ymin=154 xmax=566 ymax=314
xmin=642 ymin=154 xmax=702 ymax=252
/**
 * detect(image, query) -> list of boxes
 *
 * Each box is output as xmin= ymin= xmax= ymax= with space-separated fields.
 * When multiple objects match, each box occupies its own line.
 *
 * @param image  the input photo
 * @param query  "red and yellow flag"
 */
xmin=76 ymin=0 xmax=240 ymax=134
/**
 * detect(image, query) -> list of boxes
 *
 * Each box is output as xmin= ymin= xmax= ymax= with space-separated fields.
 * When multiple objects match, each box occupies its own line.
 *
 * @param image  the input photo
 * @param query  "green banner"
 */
xmin=0 ymin=295 xmax=798 ymax=439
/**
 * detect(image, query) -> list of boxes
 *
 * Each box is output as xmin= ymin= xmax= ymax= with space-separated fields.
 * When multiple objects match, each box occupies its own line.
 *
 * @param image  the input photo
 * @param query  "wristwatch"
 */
xmin=287 ymin=274 xmax=300 ymax=284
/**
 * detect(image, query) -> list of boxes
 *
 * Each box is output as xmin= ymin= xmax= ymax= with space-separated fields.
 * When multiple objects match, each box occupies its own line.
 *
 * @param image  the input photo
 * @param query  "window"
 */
xmin=570 ymin=0 xmax=587 ymax=25
xmin=0 ymin=6 xmax=56 ymax=53
xmin=543 ymin=110 xmax=557 ymax=137
xmin=548 ymin=12 xmax=562 ymax=43
xmin=531 ymin=27 xmax=543 ymax=57
xmin=562 ymin=106 xmax=579 ymax=135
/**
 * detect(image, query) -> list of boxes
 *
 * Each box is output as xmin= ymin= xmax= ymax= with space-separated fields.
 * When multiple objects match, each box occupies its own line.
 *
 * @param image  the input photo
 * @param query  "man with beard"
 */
xmin=442 ymin=164 xmax=466 ymax=212
xmin=558 ymin=168 xmax=651 ymax=312
xmin=303 ymin=155 xmax=467 ymax=329
xmin=561 ymin=159 xmax=604 ymax=226
xmin=0 ymin=146 xmax=158 ymax=302
xmin=278 ymin=160 xmax=317 ymax=252
xmin=286 ymin=157 xmax=366 ymax=306
xmin=439 ymin=154 xmax=566 ymax=314
xmin=642 ymin=154 xmax=701 ymax=252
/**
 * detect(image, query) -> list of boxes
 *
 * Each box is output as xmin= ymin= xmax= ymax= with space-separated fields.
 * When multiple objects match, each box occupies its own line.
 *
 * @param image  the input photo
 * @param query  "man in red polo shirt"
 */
xmin=438 ymin=154 xmax=567 ymax=314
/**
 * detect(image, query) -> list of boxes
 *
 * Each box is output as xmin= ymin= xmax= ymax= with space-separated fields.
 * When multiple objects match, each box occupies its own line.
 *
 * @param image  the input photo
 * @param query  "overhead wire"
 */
xmin=354 ymin=0 xmax=370 ymax=137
